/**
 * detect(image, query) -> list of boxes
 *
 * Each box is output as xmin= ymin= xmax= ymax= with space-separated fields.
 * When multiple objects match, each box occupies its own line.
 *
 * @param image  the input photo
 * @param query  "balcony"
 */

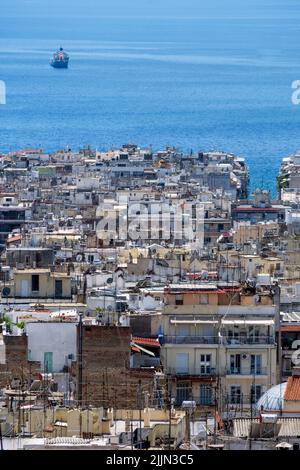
xmin=222 ymin=336 xmax=274 ymax=345
xmin=226 ymin=367 xmax=268 ymax=376
xmin=163 ymin=335 xmax=274 ymax=345
xmin=164 ymin=335 xmax=218 ymax=345
xmin=167 ymin=367 xmax=216 ymax=377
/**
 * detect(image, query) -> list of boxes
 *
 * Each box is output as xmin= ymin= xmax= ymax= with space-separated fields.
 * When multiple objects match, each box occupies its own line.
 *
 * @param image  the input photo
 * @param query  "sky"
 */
xmin=1 ymin=0 xmax=299 ymax=19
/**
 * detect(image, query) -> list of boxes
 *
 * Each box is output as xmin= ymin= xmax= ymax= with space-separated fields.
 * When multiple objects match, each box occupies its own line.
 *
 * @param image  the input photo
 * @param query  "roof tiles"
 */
xmin=284 ymin=376 xmax=300 ymax=401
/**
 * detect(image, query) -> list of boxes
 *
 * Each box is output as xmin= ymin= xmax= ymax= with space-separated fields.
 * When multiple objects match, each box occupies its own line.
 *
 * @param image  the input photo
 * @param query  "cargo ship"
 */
xmin=50 ymin=47 xmax=69 ymax=68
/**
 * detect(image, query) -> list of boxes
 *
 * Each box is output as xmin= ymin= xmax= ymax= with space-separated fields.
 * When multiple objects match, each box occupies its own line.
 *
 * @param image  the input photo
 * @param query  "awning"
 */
xmin=132 ymin=336 xmax=160 ymax=348
xmin=222 ymin=320 xmax=274 ymax=325
xmin=170 ymin=319 xmax=219 ymax=325
xmin=131 ymin=342 xmax=155 ymax=357
xmin=281 ymin=325 xmax=300 ymax=332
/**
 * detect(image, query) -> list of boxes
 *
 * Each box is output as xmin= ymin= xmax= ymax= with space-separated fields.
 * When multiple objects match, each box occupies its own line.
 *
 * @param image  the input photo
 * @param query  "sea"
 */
xmin=2 ymin=0 xmax=300 ymax=196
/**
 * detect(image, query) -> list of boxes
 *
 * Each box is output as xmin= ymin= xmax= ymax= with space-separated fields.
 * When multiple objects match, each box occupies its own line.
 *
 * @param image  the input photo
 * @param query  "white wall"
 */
xmin=26 ymin=322 xmax=77 ymax=372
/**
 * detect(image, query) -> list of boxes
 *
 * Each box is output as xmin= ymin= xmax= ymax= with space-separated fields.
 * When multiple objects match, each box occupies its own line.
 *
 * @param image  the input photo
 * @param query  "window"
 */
xmin=250 ymin=355 xmax=262 ymax=375
xmin=230 ymin=354 xmax=241 ymax=374
xmin=230 ymin=386 xmax=241 ymax=404
xmin=200 ymin=354 xmax=211 ymax=375
xmin=176 ymin=353 xmax=189 ymax=374
xmin=177 ymin=325 xmax=190 ymax=337
xmin=31 ymin=274 xmax=39 ymax=292
xmin=250 ymin=385 xmax=262 ymax=403
xmin=200 ymin=294 xmax=208 ymax=304
xmin=248 ymin=326 xmax=260 ymax=343
xmin=175 ymin=294 xmax=184 ymax=306
xmin=200 ymin=385 xmax=213 ymax=405
xmin=176 ymin=383 xmax=191 ymax=405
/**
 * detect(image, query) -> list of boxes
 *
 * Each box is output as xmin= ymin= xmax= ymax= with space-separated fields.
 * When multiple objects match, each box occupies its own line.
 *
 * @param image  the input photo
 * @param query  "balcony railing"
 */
xmin=163 ymin=335 xmax=275 ymax=345
xmin=226 ymin=367 xmax=268 ymax=376
xmin=222 ymin=336 xmax=274 ymax=345
xmin=225 ymin=394 xmax=262 ymax=406
xmin=164 ymin=335 xmax=218 ymax=345
xmin=167 ymin=367 xmax=216 ymax=377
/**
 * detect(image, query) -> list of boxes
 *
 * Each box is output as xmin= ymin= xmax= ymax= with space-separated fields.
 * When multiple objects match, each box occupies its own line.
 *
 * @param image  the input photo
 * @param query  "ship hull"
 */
xmin=50 ymin=60 xmax=69 ymax=69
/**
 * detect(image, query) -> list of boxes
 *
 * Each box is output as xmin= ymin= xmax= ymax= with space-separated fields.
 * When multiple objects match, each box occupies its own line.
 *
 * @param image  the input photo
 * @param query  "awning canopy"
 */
xmin=170 ymin=319 xmax=219 ymax=325
xmin=131 ymin=342 xmax=155 ymax=357
xmin=221 ymin=319 xmax=274 ymax=325
xmin=281 ymin=325 xmax=300 ymax=332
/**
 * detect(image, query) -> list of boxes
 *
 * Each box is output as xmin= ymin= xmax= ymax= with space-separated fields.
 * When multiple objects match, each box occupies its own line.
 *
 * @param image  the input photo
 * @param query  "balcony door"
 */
xmin=55 ymin=279 xmax=63 ymax=298
xmin=230 ymin=354 xmax=241 ymax=374
xmin=200 ymin=354 xmax=211 ymax=375
xmin=251 ymin=385 xmax=262 ymax=403
xmin=200 ymin=385 xmax=213 ymax=405
xmin=250 ymin=355 xmax=262 ymax=375
xmin=176 ymin=383 xmax=191 ymax=405
xmin=176 ymin=353 xmax=189 ymax=374
xmin=230 ymin=385 xmax=241 ymax=404
xmin=44 ymin=352 xmax=53 ymax=373
xmin=248 ymin=326 xmax=260 ymax=344
xmin=177 ymin=325 xmax=190 ymax=338
xmin=21 ymin=279 xmax=29 ymax=297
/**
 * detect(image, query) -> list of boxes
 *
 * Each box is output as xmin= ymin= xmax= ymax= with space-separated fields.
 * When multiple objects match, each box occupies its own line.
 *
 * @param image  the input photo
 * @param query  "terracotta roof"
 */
xmin=132 ymin=336 xmax=160 ymax=348
xmin=7 ymin=235 xmax=22 ymax=244
xmin=281 ymin=325 xmax=300 ymax=332
xmin=284 ymin=376 xmax=300 ymax=401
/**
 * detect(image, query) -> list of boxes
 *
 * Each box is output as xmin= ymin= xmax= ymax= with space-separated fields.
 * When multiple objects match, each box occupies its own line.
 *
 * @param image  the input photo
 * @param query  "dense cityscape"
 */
xmin=0 ymin=144 xmax=300 ymax=450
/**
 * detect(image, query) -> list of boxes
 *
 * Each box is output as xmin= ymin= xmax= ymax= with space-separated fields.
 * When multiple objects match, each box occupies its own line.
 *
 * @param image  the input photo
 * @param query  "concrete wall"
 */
xmin=27 ymin=322 xmax=77 ymax=372
xmin=13 ymin=271 xmax=71 ymax=298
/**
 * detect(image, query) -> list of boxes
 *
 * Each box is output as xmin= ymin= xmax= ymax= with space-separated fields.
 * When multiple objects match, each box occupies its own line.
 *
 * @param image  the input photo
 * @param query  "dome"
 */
xmin=256 ymin=382 xmax=287 ymax=411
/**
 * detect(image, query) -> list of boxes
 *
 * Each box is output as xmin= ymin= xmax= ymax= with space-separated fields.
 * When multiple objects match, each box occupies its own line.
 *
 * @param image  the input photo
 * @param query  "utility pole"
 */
xmin=138 ymin=380 xmax=142 ymax=449
xmin=249 ymin=374 xmax=255 ymax=450
xmin=0 ymin=418 xmax=3 ymax=451
xmin=249 ymin=390 xmax=253 ymax=450
xmin=205 ymin=413 xmax=208 ymax=449
xmin=214 ymin=383 xmax=218 ymax=444
xmin=168 ymin=382 xmax=173 ymax=450
xmin=78 ymin=313 xmax=83 ymax=407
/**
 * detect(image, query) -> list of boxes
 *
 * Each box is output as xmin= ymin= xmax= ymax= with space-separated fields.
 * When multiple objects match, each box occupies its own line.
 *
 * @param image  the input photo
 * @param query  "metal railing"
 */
xmin=164 ymin=335 xmax=218 ymax=344
xmin=167 ymin=367 xmax=216 ymax=377
xmin=163 ymin=335 xmax=274 ymax=345
xmin=226 ymin=367 xmax=268 ymax=376
xmin=222 ymin=336 xmax=274 ymax=345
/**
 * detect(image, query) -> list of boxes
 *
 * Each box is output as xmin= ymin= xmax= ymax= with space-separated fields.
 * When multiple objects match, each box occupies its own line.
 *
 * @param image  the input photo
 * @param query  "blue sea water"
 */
xmin=1 ymin=1 xmax=300 ymax=195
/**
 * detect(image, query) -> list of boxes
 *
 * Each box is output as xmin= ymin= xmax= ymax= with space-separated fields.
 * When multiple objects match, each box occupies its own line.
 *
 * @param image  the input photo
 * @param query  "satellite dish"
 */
xmin=76 ymin=254 xmax=83 ymax=262
xmin=2 ymin=287 xmax=10 ymax=297
xmin=106 ymin=278 xmax=113 ymax=284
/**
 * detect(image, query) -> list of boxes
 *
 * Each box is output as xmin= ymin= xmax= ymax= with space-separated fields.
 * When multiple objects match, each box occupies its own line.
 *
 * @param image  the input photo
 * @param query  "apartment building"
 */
xmin=160 ymin=282 xmax=278 ymax=408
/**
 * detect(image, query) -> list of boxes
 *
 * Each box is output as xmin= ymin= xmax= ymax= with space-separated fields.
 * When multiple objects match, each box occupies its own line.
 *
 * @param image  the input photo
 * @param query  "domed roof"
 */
xmin=256 ymin=382 xmax=287 ymax=411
